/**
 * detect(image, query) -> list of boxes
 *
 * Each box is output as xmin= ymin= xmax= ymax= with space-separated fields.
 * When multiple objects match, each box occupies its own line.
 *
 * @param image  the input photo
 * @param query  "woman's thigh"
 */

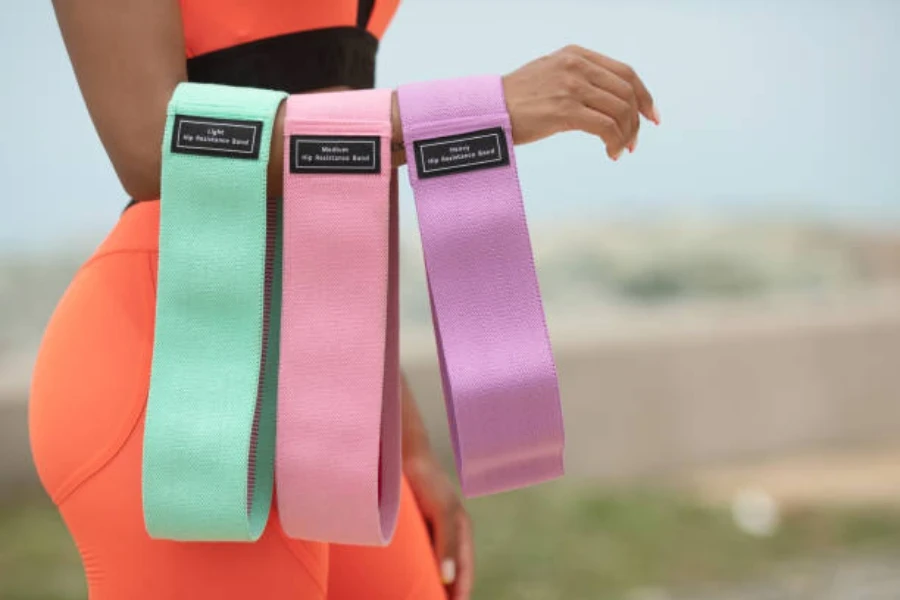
xmin=29 ymin=246 xmax=328 ymax=599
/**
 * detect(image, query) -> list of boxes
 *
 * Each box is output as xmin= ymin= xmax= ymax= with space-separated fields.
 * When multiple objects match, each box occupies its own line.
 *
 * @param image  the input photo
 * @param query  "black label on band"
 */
xmin=171 ymin=115 xmax=263 ymax=160
xmin=413 ymin=127 xmax=510 ymax=179
xmin=289 ymin=135 xmax=381 ymax=175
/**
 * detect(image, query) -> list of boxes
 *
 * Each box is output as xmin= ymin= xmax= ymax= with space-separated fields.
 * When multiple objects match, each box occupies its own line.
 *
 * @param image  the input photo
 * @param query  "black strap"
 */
xmin=186 ymin=27 xmax=378 ymax=94
xmin=358 ymin=0 xmax=376 ymax=29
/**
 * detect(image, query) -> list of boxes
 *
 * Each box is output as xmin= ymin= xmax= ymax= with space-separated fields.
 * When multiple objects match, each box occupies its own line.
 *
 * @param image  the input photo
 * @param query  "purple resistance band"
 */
xmin=398 ymin=76 xmax=565 ymax=497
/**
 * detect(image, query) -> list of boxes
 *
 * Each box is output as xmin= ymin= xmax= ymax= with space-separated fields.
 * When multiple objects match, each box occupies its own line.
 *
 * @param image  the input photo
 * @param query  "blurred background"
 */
xmin=2 ymin=0 xmax=900 ymax=598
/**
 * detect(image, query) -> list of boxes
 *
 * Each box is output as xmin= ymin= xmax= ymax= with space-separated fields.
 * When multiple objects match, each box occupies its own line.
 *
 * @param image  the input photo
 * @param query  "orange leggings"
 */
xmin=29 ymin=200 xmax=446 ymax=600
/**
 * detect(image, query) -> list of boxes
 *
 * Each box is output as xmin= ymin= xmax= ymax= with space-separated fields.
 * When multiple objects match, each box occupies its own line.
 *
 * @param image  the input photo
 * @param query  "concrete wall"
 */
xmin=4 ymin=286 xmax=900 ymax=492
xmin=403 ymin=286 xmax=900 ymax=481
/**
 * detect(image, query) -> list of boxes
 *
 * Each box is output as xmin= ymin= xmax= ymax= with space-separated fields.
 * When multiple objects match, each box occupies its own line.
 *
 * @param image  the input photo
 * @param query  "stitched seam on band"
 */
xmin=52 ymin=253 xmax=156 ymax=505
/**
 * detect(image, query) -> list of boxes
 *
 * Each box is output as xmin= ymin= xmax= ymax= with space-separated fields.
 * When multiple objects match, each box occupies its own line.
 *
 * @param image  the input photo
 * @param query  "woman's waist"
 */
xmin=102 ymin=199 xmax=161 ymax=256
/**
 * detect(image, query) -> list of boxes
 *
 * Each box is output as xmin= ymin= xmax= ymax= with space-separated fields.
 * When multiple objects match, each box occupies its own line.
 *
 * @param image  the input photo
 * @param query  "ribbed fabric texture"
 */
xmin=398 ymin=76 xmax=566 ymax=497
xmin=277 ymin=89 xmax=401 ymax=546
xmin=143 ymin=82 xmax=287 ymax=541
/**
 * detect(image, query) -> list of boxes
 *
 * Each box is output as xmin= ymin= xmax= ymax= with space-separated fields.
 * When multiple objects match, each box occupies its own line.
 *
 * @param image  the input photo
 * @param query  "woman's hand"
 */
xmin=503 ymin=45 xmax=660 ymax=160
xmin=400 ymin=375 xmax=474 ymax=598
xmin=405 ymin=453 xmax=474 ymax=600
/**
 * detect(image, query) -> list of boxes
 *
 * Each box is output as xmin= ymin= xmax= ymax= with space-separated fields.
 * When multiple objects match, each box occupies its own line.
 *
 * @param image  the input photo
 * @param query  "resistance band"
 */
xmin=398 ymin=76 xmax=565 ymax=497
xmin=143 ymin=82 xmax=287 ymax=541
xmin=277 ymin=89 xmax=401 ymax=545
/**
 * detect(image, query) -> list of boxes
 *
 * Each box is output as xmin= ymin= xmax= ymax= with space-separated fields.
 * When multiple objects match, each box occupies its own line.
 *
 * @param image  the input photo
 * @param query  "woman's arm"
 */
xmin=54 ymin=0 xmax=656 ymax=204
xmin=401 ymin=375 xmax=435 ymax=466
xmin=52 ymin=0 xmax=403 ymax=202
xmin=53 ymin=0 xmax=187 ymax=201
xmin=401 ymin=375 xmax=474 ymax=600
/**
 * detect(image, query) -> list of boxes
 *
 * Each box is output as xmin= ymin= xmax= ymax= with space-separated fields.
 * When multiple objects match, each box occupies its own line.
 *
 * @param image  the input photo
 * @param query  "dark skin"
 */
xmin=53 ymin=0 xmax=658 ymax=202
xmin=53 ymin=1 xmax=658 ymax=598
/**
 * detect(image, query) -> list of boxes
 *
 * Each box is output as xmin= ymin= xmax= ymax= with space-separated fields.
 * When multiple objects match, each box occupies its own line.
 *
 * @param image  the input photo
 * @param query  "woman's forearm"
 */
xmin=53 ymin=0 xmax=187 ymax=202
xmin=400 ymin=374 xmax=435 ymax=469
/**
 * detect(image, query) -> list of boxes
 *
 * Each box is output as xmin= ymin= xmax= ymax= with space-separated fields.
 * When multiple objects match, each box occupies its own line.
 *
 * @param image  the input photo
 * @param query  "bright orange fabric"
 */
xmin=179 ymin=0 xmax=402 ymax=57
xmin=29 ymin=201 xmax=446 ymax=599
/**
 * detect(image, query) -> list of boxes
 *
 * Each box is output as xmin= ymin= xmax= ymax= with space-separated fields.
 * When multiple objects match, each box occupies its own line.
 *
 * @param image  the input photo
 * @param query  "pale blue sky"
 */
xmin=1 ymin=0 xmax=898 ymax=251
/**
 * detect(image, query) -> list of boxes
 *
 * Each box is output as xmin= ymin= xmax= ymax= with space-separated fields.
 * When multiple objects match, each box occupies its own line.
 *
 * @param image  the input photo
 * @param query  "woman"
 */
xmin=30 ymin=1 xmax=658 ymax=598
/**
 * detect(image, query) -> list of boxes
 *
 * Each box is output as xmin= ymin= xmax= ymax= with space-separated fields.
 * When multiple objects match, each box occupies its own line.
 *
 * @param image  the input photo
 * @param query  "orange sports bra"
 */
xmin=181 ymin=0 xmax=401 ymax=92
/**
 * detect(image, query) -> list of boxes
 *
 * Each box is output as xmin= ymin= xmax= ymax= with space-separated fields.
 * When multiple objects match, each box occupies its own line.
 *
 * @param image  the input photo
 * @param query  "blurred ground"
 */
xmin=468 ymin=481 xmax=900 ymax=600
xmin=4 ymin=477 xmax=900 ymax=600
xmin=690 ymin=446 xmax=900 ymax=509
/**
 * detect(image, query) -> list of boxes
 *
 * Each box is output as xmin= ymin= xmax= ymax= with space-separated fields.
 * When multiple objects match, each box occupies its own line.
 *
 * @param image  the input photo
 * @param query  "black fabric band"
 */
xmin=186 ymin=27 xmax=378 ymax=94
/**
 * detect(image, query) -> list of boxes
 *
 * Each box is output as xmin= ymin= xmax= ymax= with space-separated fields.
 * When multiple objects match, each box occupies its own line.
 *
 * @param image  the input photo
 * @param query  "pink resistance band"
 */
xmin=277 ymin=89 xmax=401 ymax=545
xmin=398 ymin=76 xmax=565 ymax=497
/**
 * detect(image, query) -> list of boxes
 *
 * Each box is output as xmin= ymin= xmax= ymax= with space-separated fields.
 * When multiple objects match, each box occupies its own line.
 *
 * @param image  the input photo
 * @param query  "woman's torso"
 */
xmin=180 ymin=0 xmax=401 ymax=93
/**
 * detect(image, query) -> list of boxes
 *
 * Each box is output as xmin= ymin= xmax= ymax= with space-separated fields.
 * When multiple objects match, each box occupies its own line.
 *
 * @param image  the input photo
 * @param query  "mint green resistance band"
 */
xmin=143 ymin=82 xmax=287 ymax=541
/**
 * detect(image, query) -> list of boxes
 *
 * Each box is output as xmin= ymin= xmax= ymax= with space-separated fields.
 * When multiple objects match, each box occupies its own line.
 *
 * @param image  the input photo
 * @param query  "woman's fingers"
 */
xmin=565 ymin=104 xmax=628 ymax=159
xmin=452 ymin=512 xmax=475 ymax=600
xmin=435 ymin=511 xmax=457 ymax=587
xmin=566 ymin=44 xmax=659 ymax=124
xmin=553 ymin=47 xmax=647 ymax=152
xmin=569 ymin=66 xmax=638 ymax=150
xmin=581 ymin=60 xmax=641 ymax=151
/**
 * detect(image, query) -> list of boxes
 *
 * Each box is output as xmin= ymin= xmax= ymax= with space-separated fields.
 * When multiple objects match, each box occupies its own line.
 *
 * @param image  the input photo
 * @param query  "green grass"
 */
xmin=4 ymin=484 xmax=900 ymax=600
xmin=469 ymin=484 xmax=900 ymax=600
xmin=0 ymin=491 xmax=84 ymax=600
